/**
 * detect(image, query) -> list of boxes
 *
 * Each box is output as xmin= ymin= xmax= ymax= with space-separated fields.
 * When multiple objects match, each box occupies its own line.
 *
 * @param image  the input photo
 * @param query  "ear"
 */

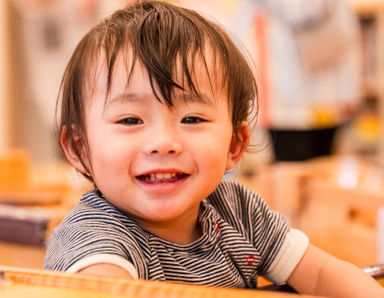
xmin=226 ymin=121 xmax=250 ymax=171
xmin=60 ymin=125 xmax=89 ymax=174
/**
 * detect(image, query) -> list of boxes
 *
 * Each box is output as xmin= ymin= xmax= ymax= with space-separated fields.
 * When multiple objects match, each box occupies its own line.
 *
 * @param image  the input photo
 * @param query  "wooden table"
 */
xmin=0 ymin=266 xmax=314 ymax=298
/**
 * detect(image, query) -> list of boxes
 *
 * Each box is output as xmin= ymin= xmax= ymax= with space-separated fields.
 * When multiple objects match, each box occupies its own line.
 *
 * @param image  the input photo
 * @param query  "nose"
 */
xmin=143 ymin=126 xmax=183 ymax=156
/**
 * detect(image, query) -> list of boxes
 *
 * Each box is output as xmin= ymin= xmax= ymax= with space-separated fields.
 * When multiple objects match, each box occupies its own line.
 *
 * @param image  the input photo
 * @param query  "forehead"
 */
xmin=85 ymin=45 xmax=227 ymax=108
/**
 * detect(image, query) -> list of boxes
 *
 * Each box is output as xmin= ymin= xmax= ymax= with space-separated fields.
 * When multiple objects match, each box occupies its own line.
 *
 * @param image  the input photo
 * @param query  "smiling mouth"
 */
xmin=136 ymin=173 xmax=189 ymax=183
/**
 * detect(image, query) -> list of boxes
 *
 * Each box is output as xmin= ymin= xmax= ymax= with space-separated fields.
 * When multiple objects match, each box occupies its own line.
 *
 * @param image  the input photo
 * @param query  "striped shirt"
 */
xmin=44 ymin=180 xmax=308 ymax=287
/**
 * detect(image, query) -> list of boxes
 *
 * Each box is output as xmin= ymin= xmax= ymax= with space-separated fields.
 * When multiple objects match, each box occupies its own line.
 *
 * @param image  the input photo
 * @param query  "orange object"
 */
xmin=0 ymin=149 xmax=30 ymax=191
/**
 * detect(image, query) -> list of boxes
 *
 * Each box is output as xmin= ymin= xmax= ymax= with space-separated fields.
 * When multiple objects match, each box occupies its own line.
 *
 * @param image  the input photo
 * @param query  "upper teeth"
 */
xmin=149 ymin=173 xmax=177 ymax=180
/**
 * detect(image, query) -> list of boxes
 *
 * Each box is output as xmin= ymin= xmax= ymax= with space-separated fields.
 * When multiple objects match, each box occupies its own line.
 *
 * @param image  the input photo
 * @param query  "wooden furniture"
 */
xmin=0 ymin=242 xmax=45 ymax=269
xmin=239 ymin=155 xmax=384 ymax=266
xmin=0 ymin=150 xmax=91 ymax=269
xmin=0 ymin=266 xmax=314 ymax=298
xmin=297 ymin=156 xmax=384 ymax=266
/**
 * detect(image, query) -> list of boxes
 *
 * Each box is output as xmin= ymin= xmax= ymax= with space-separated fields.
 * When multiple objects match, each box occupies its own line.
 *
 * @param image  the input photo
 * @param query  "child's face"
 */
xmin=65 ymin=54 xmax=248 ymax=227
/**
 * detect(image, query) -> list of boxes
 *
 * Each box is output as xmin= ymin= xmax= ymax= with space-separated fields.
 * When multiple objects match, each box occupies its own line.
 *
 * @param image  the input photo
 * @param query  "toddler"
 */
xmin=45 ymin=1 xmax=383 ymax=296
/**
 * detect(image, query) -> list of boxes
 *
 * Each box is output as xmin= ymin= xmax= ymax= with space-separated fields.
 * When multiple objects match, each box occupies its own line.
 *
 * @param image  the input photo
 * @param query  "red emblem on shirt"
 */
xmin=215 ymin=222 xmax=220 ymax=233
xmin=246 ymin=255 xmax=255 ymax=265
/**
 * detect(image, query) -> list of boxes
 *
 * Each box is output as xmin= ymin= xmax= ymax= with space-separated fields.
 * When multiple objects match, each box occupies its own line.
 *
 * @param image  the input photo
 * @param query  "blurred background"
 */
xmin=2 ymin=0 xmax=384 ymax=280
xmin=0 ymin=0 xmax=381 ymax=164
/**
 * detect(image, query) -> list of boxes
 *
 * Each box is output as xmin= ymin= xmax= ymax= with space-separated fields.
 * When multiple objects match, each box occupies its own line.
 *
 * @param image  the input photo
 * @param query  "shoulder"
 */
xmin=60 ymin=189 xmax=136 ymax=229
xmin=208 ymin=181 xmax=309 ymax=285
xmin=207 ymin=179 xmax=266 ymax=214
xmin=51 ymin=189 xmax=142 ymax=240
xmin=45 ymin=189 xmax=147 ymax=273
xmin=208 ymin=179 xmax=290 ymax=244
xmin=206 ymin=179 xmax=274 ymax=235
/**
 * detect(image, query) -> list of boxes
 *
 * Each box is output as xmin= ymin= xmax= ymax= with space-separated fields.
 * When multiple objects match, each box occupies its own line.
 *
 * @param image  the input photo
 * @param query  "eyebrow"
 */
xmin=175 ymin=91 xmax=213 ymax=104
xmin=106 ymin=91 xmax=214 ymax=107
xmin=106 ymin=93 xmax=142 ymax=106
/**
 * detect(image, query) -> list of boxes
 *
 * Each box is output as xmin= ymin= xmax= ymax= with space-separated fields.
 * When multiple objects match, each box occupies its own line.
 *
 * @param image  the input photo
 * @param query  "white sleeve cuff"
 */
xmin=66 ymin=254 xmax=139 ymax=279
xmin=263 ymin=228 xmax=309 ymax=285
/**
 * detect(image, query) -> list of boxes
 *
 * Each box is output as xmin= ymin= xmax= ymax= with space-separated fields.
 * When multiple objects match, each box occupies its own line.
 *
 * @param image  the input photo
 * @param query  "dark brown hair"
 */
xmin=58 ymin=0 xmax=258 ymax=178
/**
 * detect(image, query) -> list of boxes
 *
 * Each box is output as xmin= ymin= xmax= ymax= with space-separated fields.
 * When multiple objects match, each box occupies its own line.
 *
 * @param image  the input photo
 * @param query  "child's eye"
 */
xmin=181 ymin=116 xmax=206 ymax=124
xmin=118 ymin=117 xmax=143 ymax=125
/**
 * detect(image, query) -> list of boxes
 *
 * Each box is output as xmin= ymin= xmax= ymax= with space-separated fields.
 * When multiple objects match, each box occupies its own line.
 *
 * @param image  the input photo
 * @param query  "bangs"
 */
xmin=99 ymin=2 xmax=230 ymax=107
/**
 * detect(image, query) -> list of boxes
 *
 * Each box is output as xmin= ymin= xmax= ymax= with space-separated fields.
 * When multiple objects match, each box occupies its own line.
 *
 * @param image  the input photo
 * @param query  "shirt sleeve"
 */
xmin=263 ymin=228 xmax=309 ymax=284
xmin=66 ymin=254 xmax=139 ymax=279
xmin=44 ymin=205 xmax=147 ymax=279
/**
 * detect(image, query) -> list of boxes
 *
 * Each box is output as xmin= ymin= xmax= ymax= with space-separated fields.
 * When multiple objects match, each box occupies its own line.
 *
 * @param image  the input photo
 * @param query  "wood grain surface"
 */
xmin=0 ymin=266 xmax=314 ymax=298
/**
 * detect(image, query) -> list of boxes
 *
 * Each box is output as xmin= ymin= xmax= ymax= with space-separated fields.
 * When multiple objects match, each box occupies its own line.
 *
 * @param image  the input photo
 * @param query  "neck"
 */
xmin=135 ymin=207 xmax=202 ymax=245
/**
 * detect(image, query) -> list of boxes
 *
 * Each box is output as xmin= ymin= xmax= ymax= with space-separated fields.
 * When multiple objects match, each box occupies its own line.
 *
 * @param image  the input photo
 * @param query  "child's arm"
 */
xmin=77 ymin=263 xmax=134 ymax=279
xmin=287 ymin=244 xmax=384 ymax=297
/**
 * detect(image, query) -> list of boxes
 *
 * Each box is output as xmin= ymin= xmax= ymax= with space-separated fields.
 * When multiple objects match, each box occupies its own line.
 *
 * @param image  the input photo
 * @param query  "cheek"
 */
xmin=196 ymin=129 xmax=233 ymax=167
xmin=86 ymin=133 xmax=131 ymax=174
